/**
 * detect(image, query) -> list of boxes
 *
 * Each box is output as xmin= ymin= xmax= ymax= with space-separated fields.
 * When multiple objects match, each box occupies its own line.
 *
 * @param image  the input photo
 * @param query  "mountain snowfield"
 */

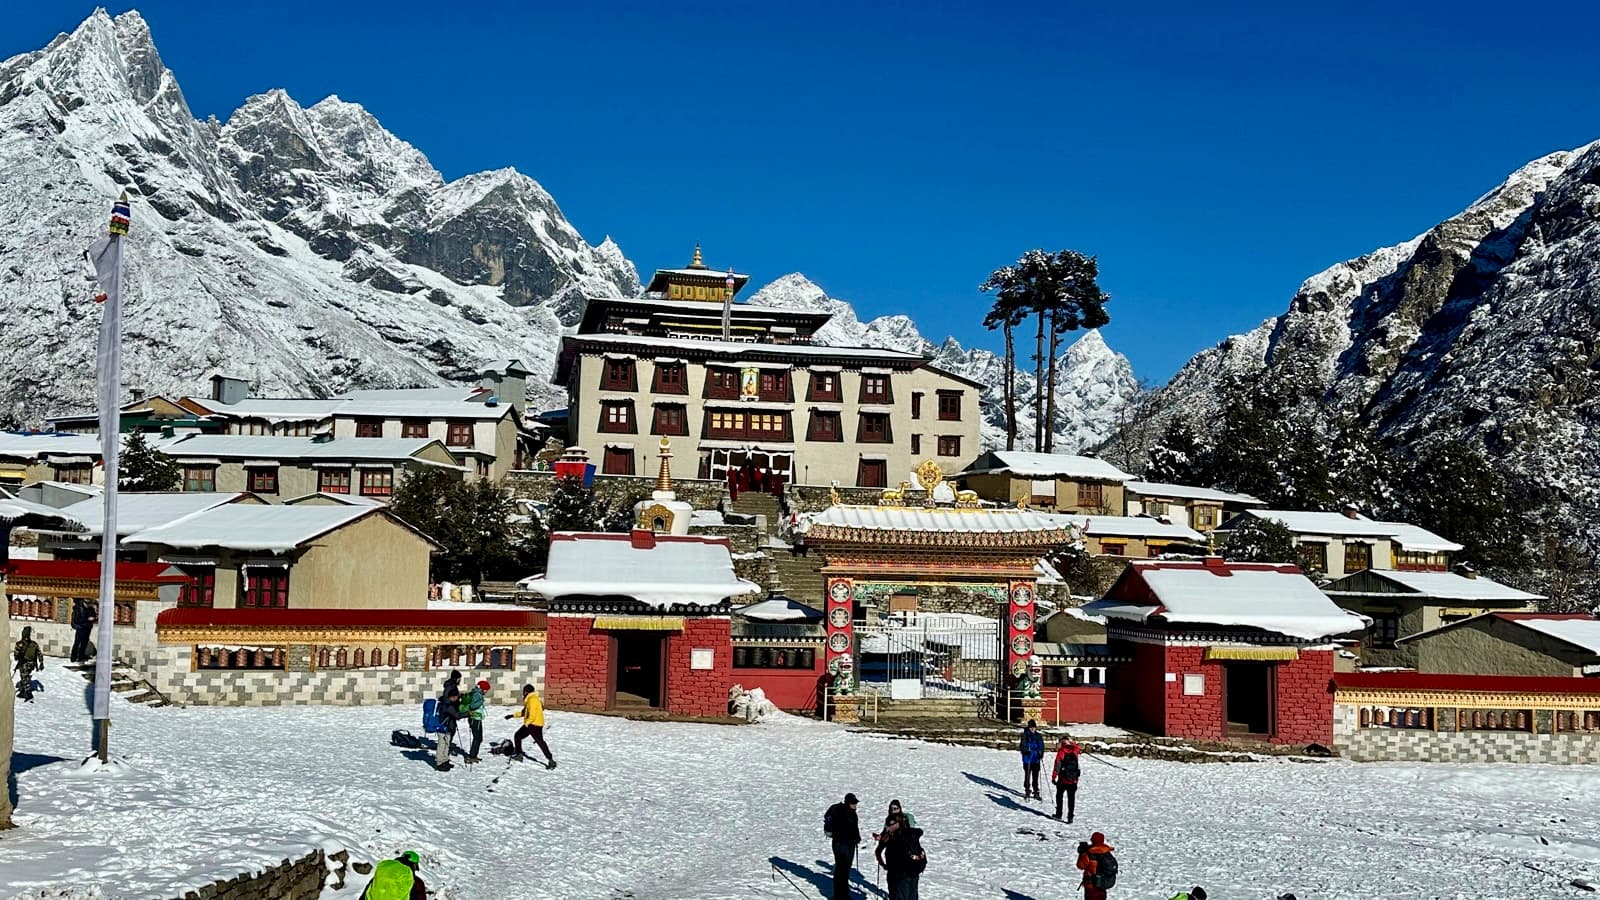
xmin=1110 ymin=137 xmax=1600 ymax=553
xmin=0 ymin=9 xmax=1138 ymax=451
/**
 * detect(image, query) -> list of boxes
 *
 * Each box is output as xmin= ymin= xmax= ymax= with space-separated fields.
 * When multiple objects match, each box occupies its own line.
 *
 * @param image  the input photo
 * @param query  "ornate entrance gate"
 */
xmin=804 ymin=461 xmax=1077 ymax=721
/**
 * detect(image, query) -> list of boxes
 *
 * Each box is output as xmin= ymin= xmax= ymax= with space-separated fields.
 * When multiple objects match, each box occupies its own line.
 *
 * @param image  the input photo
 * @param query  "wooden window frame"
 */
xmin=1344 ymin=542 xmax=1372 ymax=573
xmin=705 ymin=409 xmax=747 ymax=440
xmin=318 ymin=468 xmax=352 ymax=495
xmin=1298 ymin=542 xmax=1328 ymax=573
xmin=759 ymin=370 xmax=792 ymax=402
xmin=601 ymin=358 xmax=637 ymax=392
xmin=807 ymin=411 xmax=843 ymax=442
xmin=910 ymin=434 xmax=921 ymax=455
xmin=651 ymin=404 xmax=690 ymax=436
xmin=937 ymin=435 xmax=961 ymax=457
xmin=446 ymin=420 xmax=474 ymax=447
xmin=241 ymin=568 xmax=289 ymax=609
xmin=705 ymin=368 xmax=740 ymax=400
xmin=359 ymin=468 xmax=395 ymax=497
xmin=857 ymin=458 xmax=888 ymax=488
xmin=807 ymin=372 xmax=841 ymax=402
xmin=601 ymin=447 xmax=635 ymax=476
xmin=911 ymin=392 xmax=922 ymax=420
xmin=401 ymin=420 xmax=430 ymax=439
xmin=54 ymin=465 xmax=93 ymax=485
xmin=247 ymin=467 xmax=279 ymax=493
xmin=1076 ymin=481 xmax=1103 ymax=509
xmin=1368 ymin=613 xmax=1400 ymax=649
xmin=859 ymin=374 xmax=892 ymax=404
xmin=937 ymin=390 xmax=963 ymax=422
xmin=182 ymin=466 xmax=216 ymax=493
xmin=178 ymin=566 xmax=216 ymax=608
xmin=857 ymin=412 xmax=892 ymax=444
xmin=599 ymin=401 xmax=637 ymax=434
xmin=651 ymin=362 xmax=688 ymax=395
xmin=354 ymin=419 xmax=383 ymax=438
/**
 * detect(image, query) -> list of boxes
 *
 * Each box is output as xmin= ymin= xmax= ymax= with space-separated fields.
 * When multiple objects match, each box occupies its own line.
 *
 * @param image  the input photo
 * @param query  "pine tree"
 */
xmin=1144 ymin=418 xmax=1210 ymax=485
xmin=119 ymin=431 xmax=180 ymax=491
xmin=1221 ymin=517 xmax=1298 ymax=565
xmin=1393 ymin=442 xmax=1526 ymax=571
xmin=543 ymin=475 xmax=607 ymax=533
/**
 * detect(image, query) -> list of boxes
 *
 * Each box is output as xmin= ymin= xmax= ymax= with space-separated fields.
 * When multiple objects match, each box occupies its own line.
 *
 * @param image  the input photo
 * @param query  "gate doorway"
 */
xmin=612 ymin=633 xmax=666 ymax=709
xmin=699 ymin=447 xmax=793 ymax=483
xmin=1224 ymin=662 xmax=1274 ymax=738
xmin=853 ymin=619 xmax=1000 ymax=712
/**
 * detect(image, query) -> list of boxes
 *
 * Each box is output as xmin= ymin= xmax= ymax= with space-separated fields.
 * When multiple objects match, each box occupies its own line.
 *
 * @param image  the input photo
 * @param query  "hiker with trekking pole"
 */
xmin=823 ymin=792 xmax=862 ymax=900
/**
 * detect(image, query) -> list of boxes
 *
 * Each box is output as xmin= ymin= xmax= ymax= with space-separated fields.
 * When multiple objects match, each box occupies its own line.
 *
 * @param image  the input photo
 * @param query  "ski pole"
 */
xmin=1083 ymin=751 xmax=1130 ymax=772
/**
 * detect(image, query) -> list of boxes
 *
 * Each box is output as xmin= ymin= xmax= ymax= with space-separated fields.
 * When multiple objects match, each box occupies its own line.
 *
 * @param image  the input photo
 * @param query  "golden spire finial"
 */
xmin=689 ymin=243 xmax=705 ymax=269
xmin=656 ymin=436 xmax=673 ymax=493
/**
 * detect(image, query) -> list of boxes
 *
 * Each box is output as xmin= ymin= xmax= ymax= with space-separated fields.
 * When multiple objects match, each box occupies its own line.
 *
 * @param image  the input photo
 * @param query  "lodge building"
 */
xmin=554 ymin=248 xmax=983 ymax=487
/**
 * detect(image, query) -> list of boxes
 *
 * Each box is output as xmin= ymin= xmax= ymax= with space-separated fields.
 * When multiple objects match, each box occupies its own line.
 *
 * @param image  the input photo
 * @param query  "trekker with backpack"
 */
xmin=1076 ymin=832 xmax=1118 ymax=900
xmin=462 ymin=679 xmax=488 ymax=763
xmin=12 ymin=625 xmax=43 ymax=703
xmin=1052 ymin=736 xmax=1081 ymax=822
xmin=433 ymin=684 xmax=463 ymax=771
xmin=882 ymin=812 xmax=926 ymax=900
xmin=70 ymin=599 xmax=97 ymax=664
xmin=823 ymin=792 xmax=861 ymax=900
xmin=361 ymin=850 xmax=427 ymax=900
xmin=1019 ymin=718 xmax=1045 ymax=800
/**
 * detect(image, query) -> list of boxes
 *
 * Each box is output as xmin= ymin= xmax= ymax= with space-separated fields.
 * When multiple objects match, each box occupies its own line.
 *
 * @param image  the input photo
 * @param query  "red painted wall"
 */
xmin=665 ymin=618 xmax=733 ymax=717
xmin=1036 ymin=686 xmax=1106 ymax=724
xmin=1271 ymin=649 xmax=1334 ymax=745
xmin=1161 ymin=644 xmax=1225 ymax=741
xmin=545 ymin=616 xmax=611 ymax=712
xmin=1105 ymin=637 xmax=1167 ymax=735
xmin=733 ymin=666 xmax=827 ymax=712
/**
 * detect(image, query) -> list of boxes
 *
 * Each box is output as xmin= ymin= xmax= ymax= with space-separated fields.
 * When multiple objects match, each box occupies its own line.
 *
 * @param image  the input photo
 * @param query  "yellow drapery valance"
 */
xmin=1204 ymin=646 xmax=1300 ymax=661
xmin=592 ymin=615 xmax=684 ymax=632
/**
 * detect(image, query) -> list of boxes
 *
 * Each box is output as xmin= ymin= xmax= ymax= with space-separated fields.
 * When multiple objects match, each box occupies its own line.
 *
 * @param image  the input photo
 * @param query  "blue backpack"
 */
xmin=422 ymin=698 xmax=442 ymax=734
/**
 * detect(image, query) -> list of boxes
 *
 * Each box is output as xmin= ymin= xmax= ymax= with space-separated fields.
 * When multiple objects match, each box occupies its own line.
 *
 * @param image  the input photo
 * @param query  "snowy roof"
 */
xmin=122 ymin=504 xmax=392 ymax=553
xmin=735 ymin=597 xmax=824 ymax=622
xmin=1124 ymin=481 xmax=1264 ymax=506
xmin=962 ymin=451 xmax=1132 ymax=482
xmin=1324 ymin=570 xmax=1543 ymax=603
xmin=1500 ymin=615 xmax=1600 ymax=656
xmin=184 ymin=394 xmax=513 ymax=422
xmin=56 ymin=492 xmax=251 ymax=537
xmin=1084 ymin=560 xmax=1368 ymax=640
xmin=0 ymin=496 xmax=82 ymax=527
xmin=1397 ymin=612 xmax=1600 ymax=658
xmin=0 ymin=432 xmax=181 ymax=461
xmin=163 ymin=434 xmax=453 ymax=463
xmin=1060 ymin=514 xmax=1205 ymax=543
xmin=1241 ymin=510 xmax=1463 ymax=551
xmin=563 ymin=333 xmax=925 ymax=362
xmin=522 ymin=532 xmax=760 ymax=608
xmin=809 ymin=504 xmax=1077 ymax=536
xmin=281 ymin=492 xmax=387 ymax=508
xmin=582 ymin=295 xmax=829 ymax=321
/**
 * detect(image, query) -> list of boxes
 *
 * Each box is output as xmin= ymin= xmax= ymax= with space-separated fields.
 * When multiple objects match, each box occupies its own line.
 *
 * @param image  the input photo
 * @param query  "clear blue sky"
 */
xmin=11 ymin=3 xmax=1600 ymax=382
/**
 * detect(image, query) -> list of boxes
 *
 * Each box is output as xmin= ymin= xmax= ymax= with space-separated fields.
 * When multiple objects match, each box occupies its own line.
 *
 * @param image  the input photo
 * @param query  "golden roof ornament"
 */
xmin=656 ymin=435 xmax=674 ymax=493
xmin=914 ymin=460 xmax=944 ymax=495
xmin=688 ymin=243 xmax=705 ymax=269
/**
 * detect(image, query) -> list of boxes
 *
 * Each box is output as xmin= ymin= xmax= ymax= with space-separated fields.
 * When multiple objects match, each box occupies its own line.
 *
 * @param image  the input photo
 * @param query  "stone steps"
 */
xmin=862 ymin=697 xmax=987 ymax=720
xmin=72 ymin=663 xmax=171 ymax=707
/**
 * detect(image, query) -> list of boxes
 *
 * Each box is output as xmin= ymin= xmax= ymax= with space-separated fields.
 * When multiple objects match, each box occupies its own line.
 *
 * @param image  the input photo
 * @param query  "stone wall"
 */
xmin=170 ymin=847 xmax=340 ymax=900
xmin=1333 ymin=704 xmax=1600 ymax=763
xmin=1273 ymin=650 xmax=1335 ymax=745
xmin=508 ymin=470 xmax=725 ymax=511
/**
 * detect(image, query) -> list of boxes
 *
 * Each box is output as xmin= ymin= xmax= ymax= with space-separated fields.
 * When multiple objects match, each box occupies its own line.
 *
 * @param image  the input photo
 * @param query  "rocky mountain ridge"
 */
xmin=0 ymin=9 xmax=1138 ymax=452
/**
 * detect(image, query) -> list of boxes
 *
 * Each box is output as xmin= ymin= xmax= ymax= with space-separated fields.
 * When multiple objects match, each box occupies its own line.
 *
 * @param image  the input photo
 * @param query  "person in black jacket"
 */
xmin=882 ymin=812 xmax=926 ymax=900
xmin=433 ymin=684 xmax=463 ymax=771
xmin=823 ymin=793 xmax=861 ymax=900
xmin=70 ymin=599 xmax=97 ymax=664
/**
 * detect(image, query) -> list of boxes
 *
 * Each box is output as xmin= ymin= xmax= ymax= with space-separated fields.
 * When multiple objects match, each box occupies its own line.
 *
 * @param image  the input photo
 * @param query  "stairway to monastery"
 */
xmin=68 ymin=662 xmax=172 ymax=707
xmin=727 ymin=491 xmax=826 ymax=602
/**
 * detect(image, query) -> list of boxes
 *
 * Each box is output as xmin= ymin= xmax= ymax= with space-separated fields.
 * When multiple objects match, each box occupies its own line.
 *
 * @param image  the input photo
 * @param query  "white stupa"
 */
xmin=634 ymin=436 xmax=693 ymax=535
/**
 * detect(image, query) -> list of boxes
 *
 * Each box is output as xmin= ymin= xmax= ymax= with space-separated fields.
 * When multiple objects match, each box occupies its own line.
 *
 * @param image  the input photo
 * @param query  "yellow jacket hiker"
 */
xmin=504 ymin=683 xmax=556 ymax=768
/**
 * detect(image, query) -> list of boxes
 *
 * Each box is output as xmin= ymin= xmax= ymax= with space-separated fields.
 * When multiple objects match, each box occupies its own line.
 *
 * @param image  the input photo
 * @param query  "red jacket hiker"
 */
xmin=1077 ymin=832 xmax=1115 ymax=900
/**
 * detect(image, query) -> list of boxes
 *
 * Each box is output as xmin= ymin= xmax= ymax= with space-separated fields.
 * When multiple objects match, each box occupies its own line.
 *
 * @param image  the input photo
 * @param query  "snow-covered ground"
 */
xmin=3 ymin=659 xmax=1597 ymax=899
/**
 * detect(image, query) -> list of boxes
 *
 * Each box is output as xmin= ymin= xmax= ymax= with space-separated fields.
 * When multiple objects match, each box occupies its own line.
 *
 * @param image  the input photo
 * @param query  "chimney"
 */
xmin=1203 ymin=555 xmax=1227 ymax=570
xmin=1341 ymin=503 xmax=1360 ymax=520
xmin=630 ymin=528 xmax=657 ymax=550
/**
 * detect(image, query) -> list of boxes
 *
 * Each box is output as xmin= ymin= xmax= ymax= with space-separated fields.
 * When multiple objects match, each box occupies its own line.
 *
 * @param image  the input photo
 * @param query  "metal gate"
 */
xmin=853 ymin=617 xmax=1002 ymax=705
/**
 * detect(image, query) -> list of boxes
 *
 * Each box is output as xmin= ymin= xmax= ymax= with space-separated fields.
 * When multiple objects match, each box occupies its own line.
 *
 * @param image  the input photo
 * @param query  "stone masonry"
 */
xmin=1333 ymin=704 xmax=1600 ymax=763
xmin=665 ymin=617 xmax=733 ymax=718
xmin=170 ymin=847 xmax=340 ymax=900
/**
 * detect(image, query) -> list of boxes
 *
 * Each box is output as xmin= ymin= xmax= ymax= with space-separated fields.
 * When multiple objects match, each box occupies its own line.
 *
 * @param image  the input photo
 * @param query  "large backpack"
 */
xmin=823 ymin=804 xmax=836 ymax=835
xmin=909 ymin=831 xmax=928 ymax=875
xmin=1093 ymin=849 xmax=1119 ymax=890
xmin=1058 ymin=750 xmax=1081 ymax=782
xmin=362 ymin=859 xmax=415 ymax=900
xmin=422 ymin=698 xmax=442 ymax=735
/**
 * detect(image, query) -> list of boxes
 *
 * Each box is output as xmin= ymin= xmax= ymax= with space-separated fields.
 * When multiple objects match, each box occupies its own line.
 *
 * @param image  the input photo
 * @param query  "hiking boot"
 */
xmin=464 ymin=755 xmax=480 ymax=764
xmin=436 ymin=762 xmax=454 ymax=772
xmin=545 ymin=759 xmax=557 ymax=770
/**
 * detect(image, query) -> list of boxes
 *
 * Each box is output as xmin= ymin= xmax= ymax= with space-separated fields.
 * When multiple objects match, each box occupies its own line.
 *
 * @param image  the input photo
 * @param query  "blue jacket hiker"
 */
xmin=1019 ymin=719 xmax=1045 ymax=800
